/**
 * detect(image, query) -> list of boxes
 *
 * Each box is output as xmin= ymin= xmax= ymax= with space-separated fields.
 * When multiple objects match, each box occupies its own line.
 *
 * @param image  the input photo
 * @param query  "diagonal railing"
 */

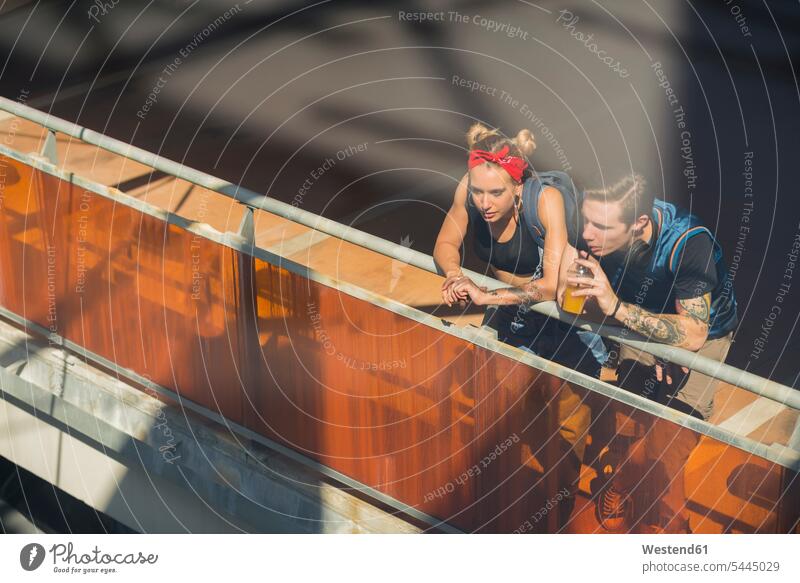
xmin=0 ymin=94 xmax=798 ymax=447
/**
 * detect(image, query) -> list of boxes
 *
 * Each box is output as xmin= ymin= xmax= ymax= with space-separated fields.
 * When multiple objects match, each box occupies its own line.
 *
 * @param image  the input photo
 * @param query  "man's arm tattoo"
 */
xmin=622 ymin=303 xmax=689 ymax=346
xmin=678 ymin=295 xmax=710 ymax=325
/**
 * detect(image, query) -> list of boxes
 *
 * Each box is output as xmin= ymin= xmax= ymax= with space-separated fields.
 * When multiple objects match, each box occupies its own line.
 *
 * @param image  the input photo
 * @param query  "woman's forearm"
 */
xmin=484 ymin=277 xmax=554 ymax=307
xmin=434 ymin=242 xmax=463 ymax=277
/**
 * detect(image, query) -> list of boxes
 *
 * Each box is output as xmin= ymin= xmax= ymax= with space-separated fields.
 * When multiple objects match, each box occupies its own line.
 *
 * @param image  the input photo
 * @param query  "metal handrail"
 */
xmin=1 ymin=95 xmax=798 ymax=413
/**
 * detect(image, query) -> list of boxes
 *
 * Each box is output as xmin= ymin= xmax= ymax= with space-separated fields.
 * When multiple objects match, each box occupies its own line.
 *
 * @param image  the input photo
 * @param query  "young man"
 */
xmin=558 ymin=174 xmax=738 ymax=533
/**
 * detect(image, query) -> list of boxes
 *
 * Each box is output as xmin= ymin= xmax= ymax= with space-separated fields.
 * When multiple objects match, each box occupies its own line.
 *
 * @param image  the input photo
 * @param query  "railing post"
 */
xmin=40 ymin=130 xmax=58 ymax=165
xmin=235 ymin=206 xmax=259 ymax=421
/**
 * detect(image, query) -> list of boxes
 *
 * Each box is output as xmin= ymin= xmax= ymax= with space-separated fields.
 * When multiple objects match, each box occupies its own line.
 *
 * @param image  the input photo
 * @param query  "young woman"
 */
xmin=433 ymin=124 xmax=606 ymax=531
xmin=434 ymin=123 xmax=605 ymax=378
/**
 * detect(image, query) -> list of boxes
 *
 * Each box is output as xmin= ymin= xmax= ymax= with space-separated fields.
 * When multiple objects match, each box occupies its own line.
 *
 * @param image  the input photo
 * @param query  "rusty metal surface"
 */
xmin=0 ymin=153 xmax=797 ymax=533
xmin=0 ymin=154 xmax=244 ymax=421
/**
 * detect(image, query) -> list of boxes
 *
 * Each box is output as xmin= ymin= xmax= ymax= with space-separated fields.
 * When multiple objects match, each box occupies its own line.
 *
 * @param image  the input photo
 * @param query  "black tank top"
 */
xmin=466 ymin=193 xmax=542 ymax=275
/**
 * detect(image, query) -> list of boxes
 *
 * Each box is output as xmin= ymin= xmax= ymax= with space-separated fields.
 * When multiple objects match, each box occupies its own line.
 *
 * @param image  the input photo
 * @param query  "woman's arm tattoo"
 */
xmin=515 ymin=284 xmax=544 ymax=307
xmin=489 ymin=282 xmax=544 ymax=307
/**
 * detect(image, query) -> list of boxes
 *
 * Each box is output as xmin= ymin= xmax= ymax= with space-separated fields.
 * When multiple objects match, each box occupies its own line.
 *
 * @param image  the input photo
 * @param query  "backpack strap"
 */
xmin=668 ymin=226 xmax=713 ymax=273
xmin=520 ymin=171 xmax=582 ymax=248
xmin=520 ymin=176 xmax=546 ymax=249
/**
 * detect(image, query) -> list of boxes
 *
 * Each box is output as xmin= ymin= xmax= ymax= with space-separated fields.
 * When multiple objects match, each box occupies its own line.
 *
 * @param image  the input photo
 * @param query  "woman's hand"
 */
xmin=441 ymin=272 xmax=468 ymax=307
xmin=450 ymin=277 xmax=490 ymax=306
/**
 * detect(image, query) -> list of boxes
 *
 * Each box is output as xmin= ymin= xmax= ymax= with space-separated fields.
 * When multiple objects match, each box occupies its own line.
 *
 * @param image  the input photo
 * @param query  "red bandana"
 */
xmin=468 ymin=145 xmax=528 ymax=182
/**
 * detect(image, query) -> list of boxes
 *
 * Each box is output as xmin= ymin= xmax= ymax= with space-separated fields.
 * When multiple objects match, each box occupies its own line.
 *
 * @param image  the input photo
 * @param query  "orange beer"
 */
xmin=562 ymin=284 xmax=587 ymax=314
xmin=561 ymin=262 xmax=592 ymax=314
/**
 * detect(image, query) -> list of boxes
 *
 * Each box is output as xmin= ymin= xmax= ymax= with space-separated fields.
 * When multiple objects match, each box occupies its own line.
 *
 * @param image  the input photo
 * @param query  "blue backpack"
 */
xmin=520 ymin=171 xmax=583 ymax=248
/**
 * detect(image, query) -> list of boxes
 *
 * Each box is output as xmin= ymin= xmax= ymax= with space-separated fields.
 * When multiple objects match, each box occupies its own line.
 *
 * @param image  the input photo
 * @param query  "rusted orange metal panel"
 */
xmin=0 ymin=153 xmax=797 ymax=533
xmin=0 ymin=154 xmax=244 ymax=421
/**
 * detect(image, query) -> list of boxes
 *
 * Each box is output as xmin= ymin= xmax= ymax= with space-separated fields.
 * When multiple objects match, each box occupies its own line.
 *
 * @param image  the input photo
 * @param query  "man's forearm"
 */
xmin=615 ymin=302 xmax=706 ymax=350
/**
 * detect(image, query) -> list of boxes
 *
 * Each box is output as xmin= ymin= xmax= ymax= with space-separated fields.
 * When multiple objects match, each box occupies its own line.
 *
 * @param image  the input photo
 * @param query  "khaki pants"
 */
xmin=617 ymin=332 xmax=734 ymax=422
xmin=612 ymin=332 xmax=733 ymax=529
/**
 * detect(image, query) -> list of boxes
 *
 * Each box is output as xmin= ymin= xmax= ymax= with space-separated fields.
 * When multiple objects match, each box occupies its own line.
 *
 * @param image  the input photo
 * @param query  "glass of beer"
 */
xmin=562 ymin=261 xmax=592 ymax=314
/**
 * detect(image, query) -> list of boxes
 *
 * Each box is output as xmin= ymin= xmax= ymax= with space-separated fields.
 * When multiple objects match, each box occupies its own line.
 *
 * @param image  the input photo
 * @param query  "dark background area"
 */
xmin=0 ymin=0 xmax=798 ymax=385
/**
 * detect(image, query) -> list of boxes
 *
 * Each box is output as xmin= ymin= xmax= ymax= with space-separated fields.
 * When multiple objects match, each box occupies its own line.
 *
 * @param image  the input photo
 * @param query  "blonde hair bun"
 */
xmin=466 ymin=122 xmax=499 ymax=149
xmin=515 ymin=129 xmax=536 ymax=157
